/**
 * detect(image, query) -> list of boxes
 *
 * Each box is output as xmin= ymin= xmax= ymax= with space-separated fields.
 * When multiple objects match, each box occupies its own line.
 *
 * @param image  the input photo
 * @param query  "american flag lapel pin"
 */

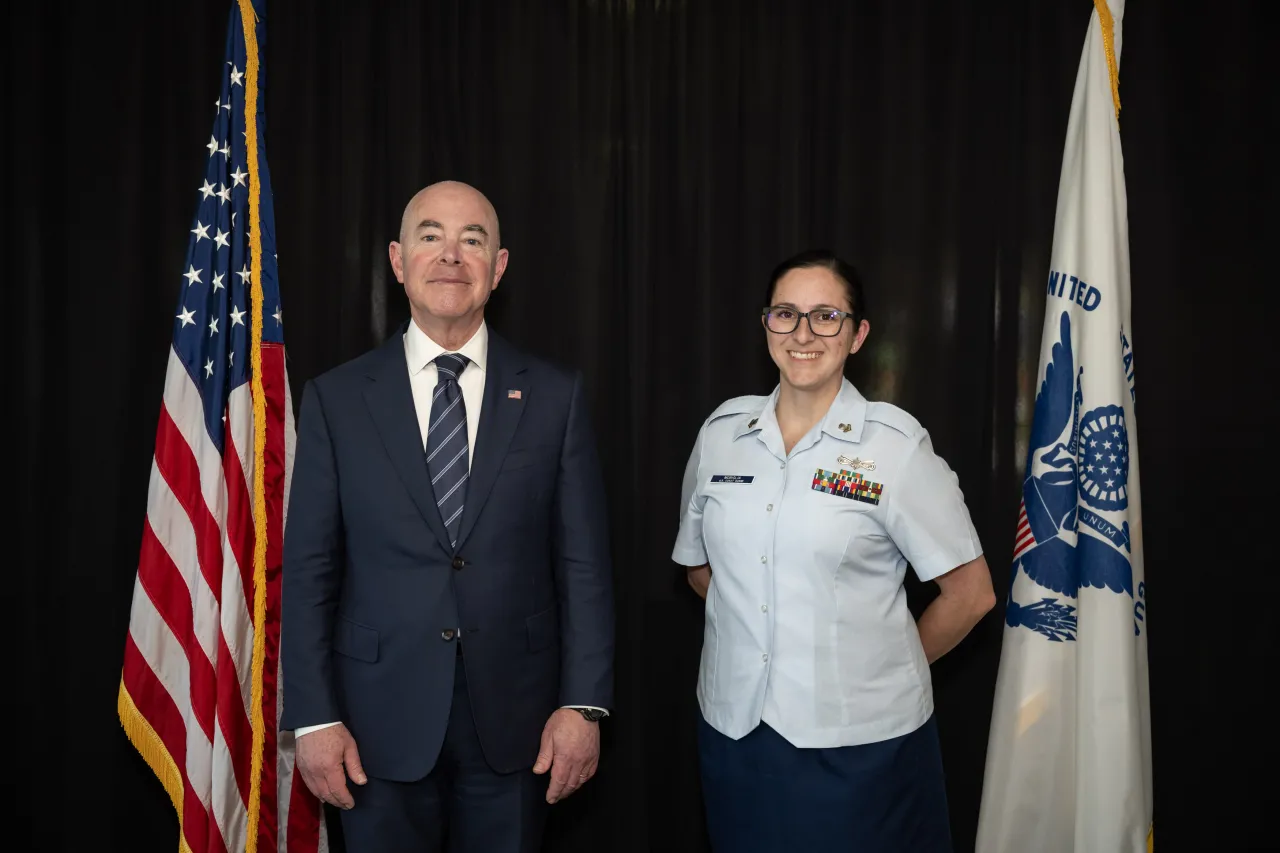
xmin=508 ymin=389 xmax=522 ymax=400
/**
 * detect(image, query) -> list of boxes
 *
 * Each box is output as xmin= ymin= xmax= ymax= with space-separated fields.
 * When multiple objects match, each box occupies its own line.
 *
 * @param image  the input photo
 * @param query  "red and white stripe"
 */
xmin=1012 ymin=498 xmax=1036 ymax=560
xmin=121 ymin=345 xmax=325 ymax=852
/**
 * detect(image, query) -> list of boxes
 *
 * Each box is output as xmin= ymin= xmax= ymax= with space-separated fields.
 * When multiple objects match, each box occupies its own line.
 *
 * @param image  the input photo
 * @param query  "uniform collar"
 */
xmin=404 ymin=317 xmax=489 ymax=376
xmin=819 ymin=379 xmax=868 ymax=443
xmin=730 ymin=385 xmax=773 ymax=438
xmin=733 ymin=379 xmax=868 ymax=446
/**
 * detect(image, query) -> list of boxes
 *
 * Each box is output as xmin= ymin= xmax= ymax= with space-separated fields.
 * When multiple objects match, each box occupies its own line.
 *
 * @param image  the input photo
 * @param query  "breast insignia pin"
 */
xmin=837 ymin=454 xmax=876 ymax=471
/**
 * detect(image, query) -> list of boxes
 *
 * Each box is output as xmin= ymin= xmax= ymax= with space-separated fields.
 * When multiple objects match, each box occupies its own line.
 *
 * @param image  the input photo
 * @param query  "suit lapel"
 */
xmin=455 ymin=332 xmax=527 ymax=550
xmin=362 ymin=326 xmax=453 ymax=552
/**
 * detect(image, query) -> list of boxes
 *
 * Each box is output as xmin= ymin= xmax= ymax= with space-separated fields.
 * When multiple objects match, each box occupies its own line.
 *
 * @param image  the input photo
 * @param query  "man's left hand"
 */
xmin=532 ymin=708 xmax=600 ymax=803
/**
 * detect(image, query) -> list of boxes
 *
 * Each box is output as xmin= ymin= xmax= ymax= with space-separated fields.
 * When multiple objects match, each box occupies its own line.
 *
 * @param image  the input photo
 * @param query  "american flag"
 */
xmin=117 ymin=2 xmax=327 ymax=851
xmin=1011 ymin=498 xmax=1034 ymax=560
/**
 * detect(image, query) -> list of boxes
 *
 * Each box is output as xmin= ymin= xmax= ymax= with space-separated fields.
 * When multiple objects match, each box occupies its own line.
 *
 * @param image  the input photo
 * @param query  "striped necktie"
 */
xmin=425 ymin=353 xmax=470 ymax=549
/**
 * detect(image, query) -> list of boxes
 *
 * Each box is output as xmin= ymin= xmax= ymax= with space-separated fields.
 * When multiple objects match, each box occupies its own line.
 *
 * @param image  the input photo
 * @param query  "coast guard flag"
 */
xmin=977 ymin=1 xmax=1153 ymax=851
xmin=116 ymin=1 xmax=328 ymax=851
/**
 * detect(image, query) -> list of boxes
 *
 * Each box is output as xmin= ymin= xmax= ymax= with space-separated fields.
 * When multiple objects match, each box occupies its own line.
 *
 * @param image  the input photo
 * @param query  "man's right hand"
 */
xmin=296 ymin=723 xmax=367 ymax=809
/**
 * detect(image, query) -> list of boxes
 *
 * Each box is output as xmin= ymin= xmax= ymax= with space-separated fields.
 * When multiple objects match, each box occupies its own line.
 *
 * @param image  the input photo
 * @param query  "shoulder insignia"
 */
xmin=707 ymin=394 xmax=766 ymax=424
xmin=864 ymin=402 xmax=923 ymax=439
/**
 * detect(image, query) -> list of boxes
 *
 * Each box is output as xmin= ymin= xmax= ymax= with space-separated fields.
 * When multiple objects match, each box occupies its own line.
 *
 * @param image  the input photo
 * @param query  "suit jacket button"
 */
xmin=452 ymin=556 xmax=465 ymax=570
xmin=441 ymin=629 xmax=456 ymax=641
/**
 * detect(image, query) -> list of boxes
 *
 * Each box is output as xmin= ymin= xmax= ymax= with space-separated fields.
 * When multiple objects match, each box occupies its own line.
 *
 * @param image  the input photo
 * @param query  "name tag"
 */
xmin=710 ymin=474 xmax=754 ymax=484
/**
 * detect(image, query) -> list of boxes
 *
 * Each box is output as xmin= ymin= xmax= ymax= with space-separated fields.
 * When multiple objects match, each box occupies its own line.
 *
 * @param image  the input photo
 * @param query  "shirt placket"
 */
xmin=754 ymin=430 xmax=795 ymax=713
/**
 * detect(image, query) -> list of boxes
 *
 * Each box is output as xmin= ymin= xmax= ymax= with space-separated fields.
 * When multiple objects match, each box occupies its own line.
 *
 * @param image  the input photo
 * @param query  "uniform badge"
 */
xmin=812 ymin=467 xmax=883 ymax=505
xmin=837 ymin=454 xmax=876 ymax=471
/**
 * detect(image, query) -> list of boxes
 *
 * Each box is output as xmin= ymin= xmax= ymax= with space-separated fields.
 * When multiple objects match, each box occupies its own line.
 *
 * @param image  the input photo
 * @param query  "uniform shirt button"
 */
xmin=766 ymin=503 xmax=773 ymax=511
xmin=761 ymin=604 xmax=768 ymax=612
xmin=762 ymin=653 xmax=769 ymax=663
xmin=759 ymin=555 xmax=767 ymax=563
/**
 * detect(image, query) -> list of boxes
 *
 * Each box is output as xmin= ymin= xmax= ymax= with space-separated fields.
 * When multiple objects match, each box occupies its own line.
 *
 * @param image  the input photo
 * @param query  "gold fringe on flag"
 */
xmin=1092 ymin=0 xmax=1122 ymax=119
xmin=118 ymin=682 xmax=196 ymax=853
xmin=237 ymin=1 xmax=269 ymax=850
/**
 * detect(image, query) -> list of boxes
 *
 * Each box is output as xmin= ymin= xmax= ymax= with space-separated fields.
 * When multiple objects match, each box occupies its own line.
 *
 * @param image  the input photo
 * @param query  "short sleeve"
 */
xmin=671 ymin=421 xmax=709 ymax=566
xmin=883 ymin=432 xmax=983 ymax=581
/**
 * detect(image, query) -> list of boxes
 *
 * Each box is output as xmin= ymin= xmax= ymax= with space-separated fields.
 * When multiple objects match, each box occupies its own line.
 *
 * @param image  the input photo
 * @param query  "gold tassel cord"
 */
xmin=1093 ymin=0 xmax=1121 ymax=119
xmin=237 ymin=0 xmax=269 ymax=850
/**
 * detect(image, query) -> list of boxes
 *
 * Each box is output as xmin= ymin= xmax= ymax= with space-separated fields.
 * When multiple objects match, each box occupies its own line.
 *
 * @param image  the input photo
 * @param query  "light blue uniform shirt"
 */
xmin=672 ymin=379 xmax=983 ymax=748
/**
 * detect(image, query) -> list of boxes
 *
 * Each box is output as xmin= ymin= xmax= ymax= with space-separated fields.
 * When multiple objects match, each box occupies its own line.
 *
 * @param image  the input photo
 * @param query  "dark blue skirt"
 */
xmin=698 ymin=713 xmax=952 ymax=853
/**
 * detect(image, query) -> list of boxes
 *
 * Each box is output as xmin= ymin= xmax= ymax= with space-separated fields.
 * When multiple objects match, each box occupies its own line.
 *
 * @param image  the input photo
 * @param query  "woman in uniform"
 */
xmin=671 ymin=249 xmax=996 ymax=852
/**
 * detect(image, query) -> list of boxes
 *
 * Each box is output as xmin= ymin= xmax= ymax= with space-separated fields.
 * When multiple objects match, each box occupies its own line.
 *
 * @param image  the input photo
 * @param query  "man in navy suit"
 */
xmin=281 ymin=180 xmax=615 ymax=852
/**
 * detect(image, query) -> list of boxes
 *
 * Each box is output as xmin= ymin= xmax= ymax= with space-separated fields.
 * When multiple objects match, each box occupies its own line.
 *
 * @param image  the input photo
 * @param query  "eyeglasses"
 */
xmin=762 ymin=306 xmax=854 ymax=337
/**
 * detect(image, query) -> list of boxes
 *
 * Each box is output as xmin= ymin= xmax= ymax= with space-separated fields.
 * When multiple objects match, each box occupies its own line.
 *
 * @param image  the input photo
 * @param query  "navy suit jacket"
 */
xmin=280 ymin=323 xmax=614 ymax=781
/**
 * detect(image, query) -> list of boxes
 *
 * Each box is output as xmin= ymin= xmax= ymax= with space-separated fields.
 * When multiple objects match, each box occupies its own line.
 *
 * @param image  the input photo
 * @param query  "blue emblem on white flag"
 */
xmin=1007 ymin=310 xmax=1135 ymax=642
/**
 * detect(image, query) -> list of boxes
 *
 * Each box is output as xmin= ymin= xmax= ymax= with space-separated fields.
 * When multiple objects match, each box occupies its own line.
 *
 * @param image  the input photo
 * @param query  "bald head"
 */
xmin=389 ymin=179 xmax=510 ymax=344
xmin=398 ymin=180 xmax=502 ymax=248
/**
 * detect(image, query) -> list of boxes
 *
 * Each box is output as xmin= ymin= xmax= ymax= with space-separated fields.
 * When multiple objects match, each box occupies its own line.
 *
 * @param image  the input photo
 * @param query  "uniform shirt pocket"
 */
xmin=701 ymin=477 xmax=761 ymax=570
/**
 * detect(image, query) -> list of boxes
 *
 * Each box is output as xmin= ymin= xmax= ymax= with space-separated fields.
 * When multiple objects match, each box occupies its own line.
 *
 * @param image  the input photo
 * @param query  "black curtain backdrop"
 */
xmin=12 ymin=1 xmax=1274 ymax=851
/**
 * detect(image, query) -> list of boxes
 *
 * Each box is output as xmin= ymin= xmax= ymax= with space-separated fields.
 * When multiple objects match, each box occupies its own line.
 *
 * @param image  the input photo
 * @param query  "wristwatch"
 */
xmin=575 ymin=708 xmax=607 ymax=722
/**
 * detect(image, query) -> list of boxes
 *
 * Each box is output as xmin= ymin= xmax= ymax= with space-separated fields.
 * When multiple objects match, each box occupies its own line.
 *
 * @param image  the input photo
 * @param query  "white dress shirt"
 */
xmin=296 ymin=319 xmax=603 ymax=736
xmin=672 ymin=379 xmax=982 ymax=748
xmin=405 ymin=316 xmax=489 ymax=465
